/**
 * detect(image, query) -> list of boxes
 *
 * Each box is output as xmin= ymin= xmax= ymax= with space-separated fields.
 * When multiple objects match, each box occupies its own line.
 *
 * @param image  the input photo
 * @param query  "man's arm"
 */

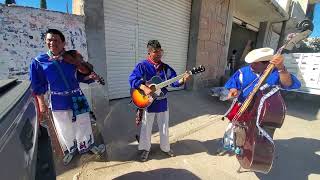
xmin=224 ymin=70 xmax=242 ymax=99
xmin=277 ymin=67 xmax=293 ymax=87
xmin=36 ymin=94 xmax=48 ymax=116
xmin=270 ymin=55 xmax=293 ymax=87
xmin=129 ymin=63 xmax=153 ymax=95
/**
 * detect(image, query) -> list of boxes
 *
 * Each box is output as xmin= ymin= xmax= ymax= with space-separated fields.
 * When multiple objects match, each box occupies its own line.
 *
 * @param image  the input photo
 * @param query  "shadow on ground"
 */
xmin=283 ymin=91 xmax=320 ymax=121
xmin=113 ymin=168 xmax=201 ymax=180
xmin=105 ymin=137 xmax=320 ymax=180
xmin=255 ymin=137 xmax=320 ymax=180
xmin=101 ymin=90 xmax=229 ymax=160
xmin=54 ymin=123 xmax=107 ymax=176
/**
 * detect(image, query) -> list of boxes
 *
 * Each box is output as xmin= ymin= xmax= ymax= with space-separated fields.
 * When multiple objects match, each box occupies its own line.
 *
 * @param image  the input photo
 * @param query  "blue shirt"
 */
xmin=224 ymin=66 xmax=301 ymax=103
xmin=29 ymin=53 xmax=93 ymax=110
xmin=129 ymin=60 xmax=181 ymax=112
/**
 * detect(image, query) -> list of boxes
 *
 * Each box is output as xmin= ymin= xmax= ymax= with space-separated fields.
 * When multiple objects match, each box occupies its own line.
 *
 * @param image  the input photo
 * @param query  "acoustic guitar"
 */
xmin=130 ymin=65 xmax=205 ymax=109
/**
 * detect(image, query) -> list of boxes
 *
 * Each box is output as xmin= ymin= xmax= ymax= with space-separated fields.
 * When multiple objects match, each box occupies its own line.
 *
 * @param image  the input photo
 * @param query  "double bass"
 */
xmin=225 ymin=20 xmax=313 ymax=174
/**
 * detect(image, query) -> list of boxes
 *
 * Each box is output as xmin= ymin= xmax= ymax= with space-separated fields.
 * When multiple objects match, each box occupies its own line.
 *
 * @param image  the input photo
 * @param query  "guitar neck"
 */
xmin=155 ymin=72 xmax=188 ymax=90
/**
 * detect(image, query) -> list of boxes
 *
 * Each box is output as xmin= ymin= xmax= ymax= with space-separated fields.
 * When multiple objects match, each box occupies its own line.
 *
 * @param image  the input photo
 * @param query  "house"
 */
xmin=73 ymin=0 xmax=311 ymax=101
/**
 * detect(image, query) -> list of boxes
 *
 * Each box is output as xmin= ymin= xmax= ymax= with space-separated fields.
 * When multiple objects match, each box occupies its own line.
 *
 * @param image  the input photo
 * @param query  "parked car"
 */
xmin=0 ymin=79 xmax=39 ymax=180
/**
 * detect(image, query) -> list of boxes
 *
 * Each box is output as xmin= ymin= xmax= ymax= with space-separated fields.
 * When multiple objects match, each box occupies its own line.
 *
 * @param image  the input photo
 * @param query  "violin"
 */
xmin=62 ymin=50 xmax=105 ymax=85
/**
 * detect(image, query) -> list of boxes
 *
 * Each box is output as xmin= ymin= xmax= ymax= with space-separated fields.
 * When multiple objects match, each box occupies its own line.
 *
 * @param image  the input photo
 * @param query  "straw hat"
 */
xmin=245 ymin=47 xmax=274 ymax=63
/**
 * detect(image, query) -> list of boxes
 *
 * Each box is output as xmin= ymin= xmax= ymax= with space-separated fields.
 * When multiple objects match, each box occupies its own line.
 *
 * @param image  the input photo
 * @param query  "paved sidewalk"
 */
xmin=56 ymin=90 xmax=320 ymax=180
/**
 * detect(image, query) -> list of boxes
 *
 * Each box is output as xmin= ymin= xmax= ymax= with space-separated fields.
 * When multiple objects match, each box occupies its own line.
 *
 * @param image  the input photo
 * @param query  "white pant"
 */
xmin=138 ymin=110 xmax=170 ymax=152
xmin=51 ymin=110 xmax=94 ymax=154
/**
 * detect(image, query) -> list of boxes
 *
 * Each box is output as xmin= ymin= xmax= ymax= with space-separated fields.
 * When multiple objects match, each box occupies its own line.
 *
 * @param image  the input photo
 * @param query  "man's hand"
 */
xmin=270 ymin=54 xmax=285 ymax=70
xmin=36 ymin=95 xmax=49 ymax=120
xmin=87 ymin=72 xmax=100 ymax=81
xmin=179 ymin=72 xmax=191 ymax=85
xmin=139 ymin=84 xmax=152 ymax=95
xmin=39 ymin=103 xmax=49 ymax=120
xmin=227 ymin=88 xmax=239 ymax=99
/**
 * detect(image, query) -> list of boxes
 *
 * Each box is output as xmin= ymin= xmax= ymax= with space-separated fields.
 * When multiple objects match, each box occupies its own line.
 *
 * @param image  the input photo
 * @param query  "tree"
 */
xmin=5 ymin=0 xmax=16 ymax=5
xmin=292 ymin=38 xmax=320 ymax=53
xmin=40 ymin=0 xmax=47 ymax=9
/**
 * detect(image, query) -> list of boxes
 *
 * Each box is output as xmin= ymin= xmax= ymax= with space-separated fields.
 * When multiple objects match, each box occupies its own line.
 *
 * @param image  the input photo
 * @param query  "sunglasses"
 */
xmin=260 ymin=61 xmax=269 ymax=64
xmin=151 ymin=49 xmax=164 ymax=54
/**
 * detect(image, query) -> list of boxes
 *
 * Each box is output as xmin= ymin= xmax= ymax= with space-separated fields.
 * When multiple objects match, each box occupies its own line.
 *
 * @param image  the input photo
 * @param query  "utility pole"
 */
xmin=40 ymin=0 xmax=47 ymax=9
xmin=66 ymin=0 xmax=70 ymax=14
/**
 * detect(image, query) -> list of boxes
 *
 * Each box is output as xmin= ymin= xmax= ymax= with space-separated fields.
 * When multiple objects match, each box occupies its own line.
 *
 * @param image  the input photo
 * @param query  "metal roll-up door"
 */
xmin=137 ymin=0 xmax=192 ymax=86
xmin=104 ymin=0 xmax=191 ymax=99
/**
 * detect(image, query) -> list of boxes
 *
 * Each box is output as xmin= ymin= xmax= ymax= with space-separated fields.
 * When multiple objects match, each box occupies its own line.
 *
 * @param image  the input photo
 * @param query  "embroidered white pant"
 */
xmin=138 ymin=110 xmax=170 ymax=152
xmin=51 ymin=110 xmax=94 ymax=154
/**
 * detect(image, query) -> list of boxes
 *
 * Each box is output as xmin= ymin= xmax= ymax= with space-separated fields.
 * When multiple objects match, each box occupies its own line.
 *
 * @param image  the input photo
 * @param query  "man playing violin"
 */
xmin=29 ymin=29 xmax=105 ymax=165
xmin=129 ymin=40 xmax=190 ymax=162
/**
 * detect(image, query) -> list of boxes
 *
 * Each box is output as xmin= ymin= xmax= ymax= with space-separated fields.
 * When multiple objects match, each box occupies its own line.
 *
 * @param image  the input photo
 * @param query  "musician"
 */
xmin=129 ymin=40 xmax=190 ymax=162
xmin=225 ymin=47 xmax=301 ymax=104
xmin=29 ymin=29 xmax=105 ymax=165
xmin=223 ymin=47 xmax=301 ymax=141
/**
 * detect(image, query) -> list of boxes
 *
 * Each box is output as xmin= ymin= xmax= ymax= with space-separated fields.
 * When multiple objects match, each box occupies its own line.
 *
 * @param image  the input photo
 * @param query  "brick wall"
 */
xmin=194 ymin=0 xmax=230 ymax=88
xmin=0 ymin=4 xmax=87 ymax=80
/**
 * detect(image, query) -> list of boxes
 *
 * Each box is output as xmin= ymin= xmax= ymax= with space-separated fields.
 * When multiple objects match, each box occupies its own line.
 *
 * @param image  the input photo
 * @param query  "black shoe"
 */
xmin=90 ymin=144 xmax=106 ymax=155
xmin=140 ymin=150 xmax=150 ymax=162
xmin=162 ymin=149 xmax=174 ymax=157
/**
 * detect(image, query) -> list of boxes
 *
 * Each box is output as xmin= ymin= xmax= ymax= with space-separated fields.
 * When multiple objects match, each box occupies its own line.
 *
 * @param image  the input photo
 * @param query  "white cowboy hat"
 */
xmin=245 ymin=47 xmax=274 ymax=63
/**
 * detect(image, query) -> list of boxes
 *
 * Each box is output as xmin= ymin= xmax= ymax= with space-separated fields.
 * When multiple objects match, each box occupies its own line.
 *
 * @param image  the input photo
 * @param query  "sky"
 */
xmin=0 ymin=0 xmax=72 ymax=13
xmin=0 ymin=1 xmax=319 ymax=37
xmin=310 ymin=3 xmax=320 ymax=37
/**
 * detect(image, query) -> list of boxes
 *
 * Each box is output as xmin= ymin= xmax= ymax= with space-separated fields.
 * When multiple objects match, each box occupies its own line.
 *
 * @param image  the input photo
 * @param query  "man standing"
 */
xmin=221 ymin=47 xmax=301 ymax=154
xmin=29 ymin=29 xmax=105 ymax=165
xmin=129 ymin=40 xmax=190 ymax=162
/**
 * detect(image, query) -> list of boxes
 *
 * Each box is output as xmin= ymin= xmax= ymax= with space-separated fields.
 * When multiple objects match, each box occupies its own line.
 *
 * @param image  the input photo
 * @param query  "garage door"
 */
xmin=104 ymin=0 xmax=192 ymax=99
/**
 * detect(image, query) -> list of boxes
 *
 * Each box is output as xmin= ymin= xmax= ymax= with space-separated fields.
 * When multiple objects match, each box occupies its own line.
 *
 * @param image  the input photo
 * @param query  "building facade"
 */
xmin=73 ymin=0 xmax=310 ymax=100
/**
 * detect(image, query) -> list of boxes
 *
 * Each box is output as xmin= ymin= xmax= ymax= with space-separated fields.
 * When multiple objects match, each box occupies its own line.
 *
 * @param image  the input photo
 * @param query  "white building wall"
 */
xmin=0 ymin=4 xmax=88 ymax=80
xmin=284 ymin=53 xmax=320 ymax=95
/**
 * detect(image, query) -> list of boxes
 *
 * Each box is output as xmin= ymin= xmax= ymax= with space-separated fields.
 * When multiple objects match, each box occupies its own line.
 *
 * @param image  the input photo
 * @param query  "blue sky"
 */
xmin=310 ymin=3 xmax=320 ymax=37
xmin=0 ymin=1 xmax=319 ymax=37
xmin=0 ymin=0 xmax=72 ymax=13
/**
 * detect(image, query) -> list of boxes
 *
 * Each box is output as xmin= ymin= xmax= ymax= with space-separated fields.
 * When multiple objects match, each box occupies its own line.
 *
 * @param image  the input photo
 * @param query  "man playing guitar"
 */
xmin=129 ymin=40 xmax=190 ymax=162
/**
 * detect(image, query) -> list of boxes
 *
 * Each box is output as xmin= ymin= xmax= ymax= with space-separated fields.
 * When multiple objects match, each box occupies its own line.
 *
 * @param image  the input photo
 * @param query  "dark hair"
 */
xmin=232 ymin=49 xmax=237 ymax=54
xmin=45 ymin=29 xmax=65 ymax=42
xmin=147 ymin=40 xmax=161 ymax=49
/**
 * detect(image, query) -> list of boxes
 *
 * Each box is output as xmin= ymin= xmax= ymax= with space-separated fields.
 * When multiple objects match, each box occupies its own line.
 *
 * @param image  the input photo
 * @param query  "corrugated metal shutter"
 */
xmin=137 ymin=0 xmax=192 ymax=76
xmin=104 ymin=0 xmax=191 ymax=99
xmin=104 ymin=0 xmax=138 ymax=99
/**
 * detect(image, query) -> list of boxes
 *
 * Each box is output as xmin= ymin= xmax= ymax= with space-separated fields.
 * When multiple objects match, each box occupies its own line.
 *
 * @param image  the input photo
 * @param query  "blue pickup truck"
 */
xmin=0 ymin=79 xmax=39 ymax=180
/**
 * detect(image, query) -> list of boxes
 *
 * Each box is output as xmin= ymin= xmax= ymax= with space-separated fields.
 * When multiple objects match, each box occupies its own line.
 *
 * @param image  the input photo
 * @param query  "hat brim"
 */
xmin=245 ymin=55 xmax=273 ymax=63
xmin=244 ymin=47 xmax=274 ymax=63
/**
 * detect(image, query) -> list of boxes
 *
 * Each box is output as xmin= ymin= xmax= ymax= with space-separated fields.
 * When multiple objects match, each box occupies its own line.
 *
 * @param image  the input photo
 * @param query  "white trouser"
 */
xmin=138 ymin=110 xmax=170 ymax=152
xmin=51 ymin=110 xmax=94 ymax=154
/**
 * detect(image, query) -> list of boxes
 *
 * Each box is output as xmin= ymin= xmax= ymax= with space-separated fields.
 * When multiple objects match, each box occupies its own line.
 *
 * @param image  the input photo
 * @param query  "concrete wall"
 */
xmin=81 ymin=0 xmax=109 ymax=142
xmin=187 ymin=0 xmax=231 ymax=89
xmin=72 ymin=0 xmax=84 ymax=15
xmin=0 ymin=4 xmax=87 ymax=80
